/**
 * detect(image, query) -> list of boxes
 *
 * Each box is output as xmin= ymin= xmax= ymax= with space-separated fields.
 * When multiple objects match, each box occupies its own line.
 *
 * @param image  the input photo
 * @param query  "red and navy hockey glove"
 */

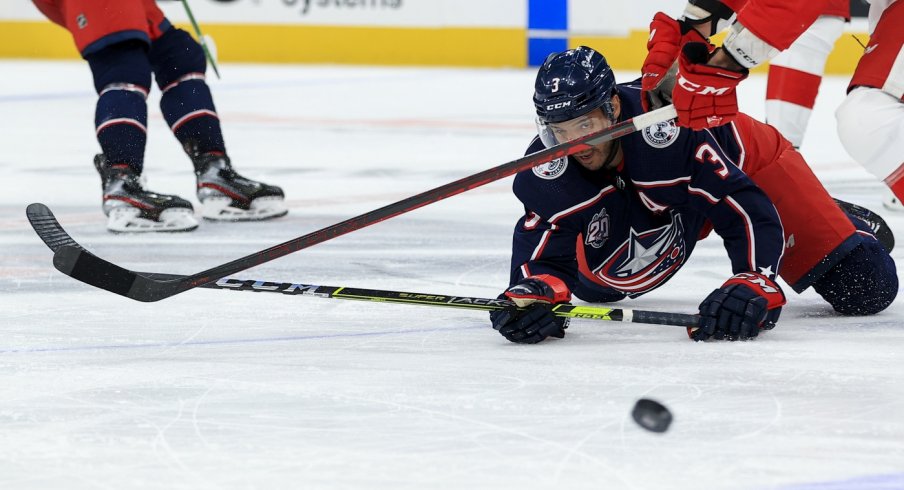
xmin=489 ymin=275 xmax=571 ymax=344
xmin=673 ymin=42 xmax=748 ymax=129
xmin=693 ymin=272 xmax=786 ymax=341
xmin=641 ymin=12 xmax=709 ymax=112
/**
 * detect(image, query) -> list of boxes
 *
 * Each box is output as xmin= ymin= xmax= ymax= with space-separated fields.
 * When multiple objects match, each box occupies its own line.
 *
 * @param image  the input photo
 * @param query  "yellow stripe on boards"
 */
xmin=0 ymin=21 xmax=525 ymax=67
xmin=199 ymin=24 xmax=526 ymax=66
xmin=0 ymin=21 xmax=80 ymax=59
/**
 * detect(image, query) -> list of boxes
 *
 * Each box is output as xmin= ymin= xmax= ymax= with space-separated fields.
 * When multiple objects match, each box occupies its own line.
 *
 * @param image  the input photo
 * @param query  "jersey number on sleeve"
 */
xmin=694 ymin=143 xmax=730 ymax=179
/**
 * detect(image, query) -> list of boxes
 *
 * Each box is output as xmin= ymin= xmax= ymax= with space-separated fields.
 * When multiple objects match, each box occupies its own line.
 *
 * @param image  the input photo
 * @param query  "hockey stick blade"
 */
xmin=32 ymin=105 xmax=679 ymax=303
xmin=26 ymin=203 xmax=173 ymax=301
xmin=26 ymin=203 xmax=699 ymax=327
xmin=26 ymin=202 xmax=81 ymax=251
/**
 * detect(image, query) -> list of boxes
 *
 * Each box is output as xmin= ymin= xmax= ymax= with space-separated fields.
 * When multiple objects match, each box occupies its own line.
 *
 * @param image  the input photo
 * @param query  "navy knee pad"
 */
xmin=149 ymin=28 xmax=206 ymax=88
xmin=85 ymin=40 xmax=152 ymax=94
xmin=813 ymin=239 xmax=898 ymax=315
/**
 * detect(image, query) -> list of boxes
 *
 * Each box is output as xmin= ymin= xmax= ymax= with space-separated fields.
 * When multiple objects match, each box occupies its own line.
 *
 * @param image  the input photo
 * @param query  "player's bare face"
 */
xmin=548 ymin=108 xmax=619 ymax=171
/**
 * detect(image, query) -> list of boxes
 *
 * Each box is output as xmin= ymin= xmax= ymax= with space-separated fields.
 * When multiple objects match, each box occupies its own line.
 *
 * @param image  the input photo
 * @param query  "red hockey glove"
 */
xmin=489 ymin=275 xmax=571 ymax=344
xmin=673 ymin=42 xmax=748 ymax=129
xmin=641 ymin=12 xmax=709 ymax=112
xmin=692 ymin=272 xmax=786 ymax=341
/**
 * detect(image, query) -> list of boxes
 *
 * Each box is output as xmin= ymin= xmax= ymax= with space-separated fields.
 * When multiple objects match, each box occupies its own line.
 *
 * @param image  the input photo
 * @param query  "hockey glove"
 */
xmin=673 ymin=42 xmax=748 ymax=129
xmin=693 ymin=272 xmax=786 ymax=341
xmin=641 ymin=12 xmax=709 ymax=112
xmin=489 ymin=275 xmax=571 ymax=344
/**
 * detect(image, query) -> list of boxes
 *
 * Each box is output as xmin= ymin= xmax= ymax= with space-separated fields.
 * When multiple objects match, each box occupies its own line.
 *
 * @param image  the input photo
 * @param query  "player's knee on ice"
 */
xmin=813 ymin=239 xmax=897 ymax=316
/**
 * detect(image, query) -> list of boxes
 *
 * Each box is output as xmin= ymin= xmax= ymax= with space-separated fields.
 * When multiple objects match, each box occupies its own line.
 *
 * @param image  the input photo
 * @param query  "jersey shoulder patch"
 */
xmin=642 ymin=119 xmax=680 ymax=148
xmin=532 ymin=157 xmax=568 ymax=180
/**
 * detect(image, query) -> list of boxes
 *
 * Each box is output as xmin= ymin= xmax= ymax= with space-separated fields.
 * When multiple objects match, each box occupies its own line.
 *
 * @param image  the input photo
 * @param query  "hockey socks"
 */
xmin=160 ymin=74 xmax=226 ymax=155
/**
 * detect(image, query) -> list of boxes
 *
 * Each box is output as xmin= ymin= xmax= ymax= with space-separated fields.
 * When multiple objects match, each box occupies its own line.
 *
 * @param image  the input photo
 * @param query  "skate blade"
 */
xmin=201 ymin=196 xmax=288 ymax=222
xmin=106 ymin=207 xmax=199 ymax=233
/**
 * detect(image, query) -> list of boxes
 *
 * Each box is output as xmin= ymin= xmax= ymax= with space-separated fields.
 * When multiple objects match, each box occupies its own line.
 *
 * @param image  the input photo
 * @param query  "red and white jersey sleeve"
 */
xmin=866 ymin=0 xmax=898 ymax=33
xmin=726 ymin=0 xmax=830 ymax=52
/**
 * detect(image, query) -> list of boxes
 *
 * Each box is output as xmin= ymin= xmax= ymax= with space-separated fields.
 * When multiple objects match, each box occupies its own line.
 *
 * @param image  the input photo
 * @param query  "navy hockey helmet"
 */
xmin=533 ymin=46 xmax=617 ymax=125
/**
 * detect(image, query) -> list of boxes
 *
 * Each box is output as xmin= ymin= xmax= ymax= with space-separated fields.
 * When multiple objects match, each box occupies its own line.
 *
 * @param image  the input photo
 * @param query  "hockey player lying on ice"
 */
xmin=489 ymin=46 xmax=897 ymax=344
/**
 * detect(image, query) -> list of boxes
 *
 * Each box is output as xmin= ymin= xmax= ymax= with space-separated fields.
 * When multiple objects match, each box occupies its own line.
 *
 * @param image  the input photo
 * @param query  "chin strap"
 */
xmin=599 ymin=139 xmax=621 ymax=170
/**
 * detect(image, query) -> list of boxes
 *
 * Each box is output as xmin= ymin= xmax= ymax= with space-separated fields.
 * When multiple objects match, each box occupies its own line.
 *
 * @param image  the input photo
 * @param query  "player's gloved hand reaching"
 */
xmin=641 ymin=12 xmax=709 ymax=111
xmin=692 ymin=272 xmax=786 ymax=341
xmin=489 ymin=275 xmax=571 ymax=344
xmin=673 ymin=42 xmax=748 ymax=129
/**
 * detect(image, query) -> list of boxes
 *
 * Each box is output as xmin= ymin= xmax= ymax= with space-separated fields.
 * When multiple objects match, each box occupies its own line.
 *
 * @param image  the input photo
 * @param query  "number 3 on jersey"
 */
xmin=694 ymin=143 xmax=729 ymax=179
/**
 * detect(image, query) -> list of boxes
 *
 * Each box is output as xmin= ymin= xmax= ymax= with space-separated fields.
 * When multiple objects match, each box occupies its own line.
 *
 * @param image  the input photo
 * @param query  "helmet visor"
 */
xmin=536 ymin=116 xmax=559 ymax=148
xmin=535 ymin=109 xmax=611 ymax=149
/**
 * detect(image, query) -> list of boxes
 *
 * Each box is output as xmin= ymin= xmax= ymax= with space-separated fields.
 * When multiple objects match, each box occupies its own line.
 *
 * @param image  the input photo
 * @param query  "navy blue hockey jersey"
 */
xmin=508 ymin=81 xmax=785 ymax=302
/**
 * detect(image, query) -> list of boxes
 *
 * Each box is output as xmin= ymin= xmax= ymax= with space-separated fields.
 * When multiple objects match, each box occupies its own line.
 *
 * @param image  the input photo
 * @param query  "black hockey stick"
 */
xmin=30 ymin=105 xmax=679 ymax=303
xmin=25 ymin=204 xmax=699 ymax=327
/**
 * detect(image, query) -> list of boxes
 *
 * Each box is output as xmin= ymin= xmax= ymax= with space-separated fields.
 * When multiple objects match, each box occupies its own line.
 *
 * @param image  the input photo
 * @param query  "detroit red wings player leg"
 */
xmin=765 ymin=0 xmax=849 ymax=148
xmin=836 ymin=0 xmax=904 ymax=212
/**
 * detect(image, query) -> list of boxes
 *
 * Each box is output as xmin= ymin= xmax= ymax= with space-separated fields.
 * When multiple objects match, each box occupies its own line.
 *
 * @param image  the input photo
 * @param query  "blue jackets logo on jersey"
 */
xmin=591 ymin=212 xmax=687 ymax=294
xmin=585 ymin=209 xmax=610 ymax=248
xmin=642 ymin=120 xmax=680 ymax=148
xmin=532 ymin=158 xmax=568 ymax=180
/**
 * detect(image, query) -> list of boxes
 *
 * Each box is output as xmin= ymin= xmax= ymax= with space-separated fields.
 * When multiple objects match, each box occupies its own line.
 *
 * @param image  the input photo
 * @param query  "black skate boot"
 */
xmin=191 ymin=151 xmax=287 ymax=221
xmin=834 ymin=198 xmax=895 ymax=252
xmin=95 ymin=154 xmax=198 ymax=233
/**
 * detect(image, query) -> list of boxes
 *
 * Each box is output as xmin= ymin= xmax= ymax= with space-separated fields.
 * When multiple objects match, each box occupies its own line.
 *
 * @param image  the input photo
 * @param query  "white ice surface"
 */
xmin=1 ymin=61 xmax=903 ymax=490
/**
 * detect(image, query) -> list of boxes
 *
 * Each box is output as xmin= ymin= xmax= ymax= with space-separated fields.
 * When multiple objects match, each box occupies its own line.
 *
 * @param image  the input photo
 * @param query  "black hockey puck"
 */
xmin=631 ymin=398 xmax=672 ymax=433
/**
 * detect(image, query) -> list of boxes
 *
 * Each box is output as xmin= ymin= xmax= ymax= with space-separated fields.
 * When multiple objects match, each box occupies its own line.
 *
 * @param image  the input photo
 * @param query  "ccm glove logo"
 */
xmin=676 ymin=75 xmax=731 ymax=96
xmin=723 ymin=271 xmax=786 ymax=310
xmin=730 ymin=272 xmax=779 ymax=293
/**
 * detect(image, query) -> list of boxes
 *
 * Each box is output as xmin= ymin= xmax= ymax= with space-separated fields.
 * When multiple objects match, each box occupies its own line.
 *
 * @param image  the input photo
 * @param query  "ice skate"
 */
xmin=95 ymin=154 xmax=199 ymax=233
xmin=834 ymin=198 xmax=895 ymax=251
xmin=192 ymin=151 xmax=287 ymax=221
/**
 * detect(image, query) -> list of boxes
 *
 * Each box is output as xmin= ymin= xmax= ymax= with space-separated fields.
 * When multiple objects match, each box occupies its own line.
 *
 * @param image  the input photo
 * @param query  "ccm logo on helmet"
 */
xmin=546 ymin=101 xmax=572 ymax=111
xmin=677 ymin=76 xmax=730 ymax=96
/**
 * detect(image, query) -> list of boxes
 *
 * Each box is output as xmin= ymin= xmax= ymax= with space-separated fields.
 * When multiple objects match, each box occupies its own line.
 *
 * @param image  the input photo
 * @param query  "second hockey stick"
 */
xmin=31 ymin=105 xmax=679 ymax=303
xmin=25 ymin=205 xmax=699 ymax=328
